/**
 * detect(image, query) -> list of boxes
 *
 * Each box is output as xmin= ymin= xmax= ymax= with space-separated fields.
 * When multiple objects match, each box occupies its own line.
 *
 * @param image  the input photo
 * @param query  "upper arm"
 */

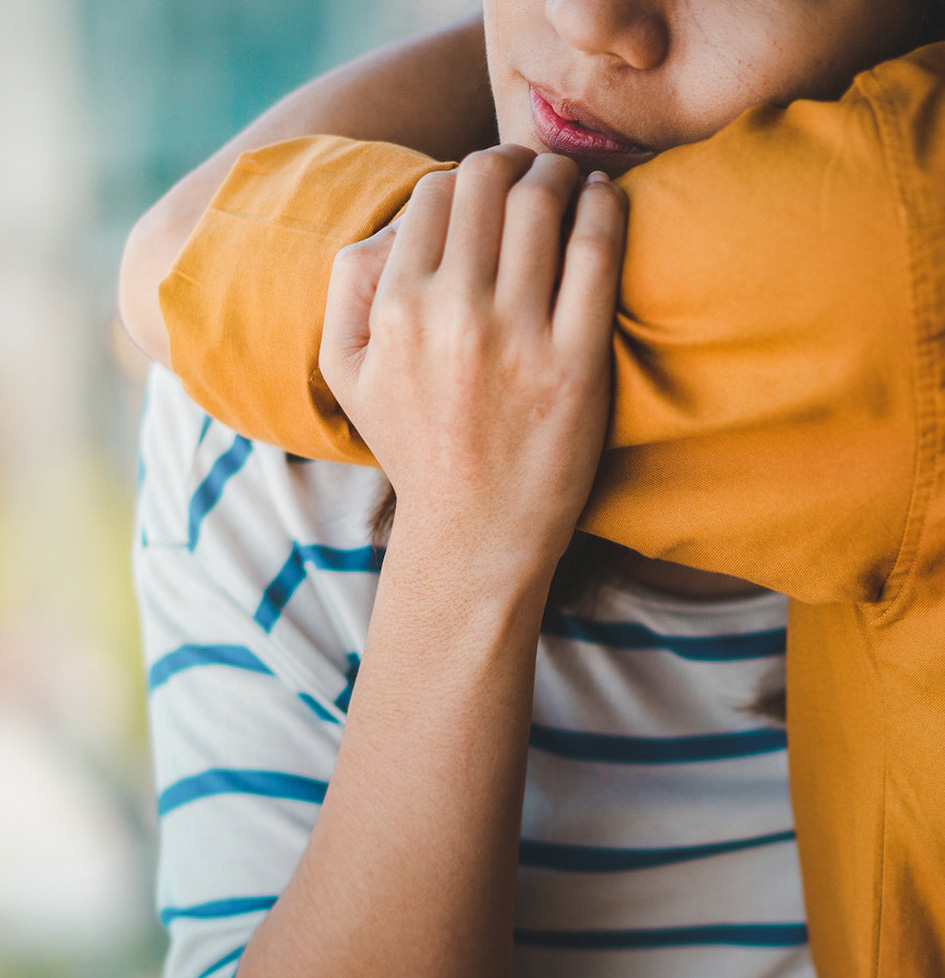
xmin=583 ymin=88 xmax=915 ymax=602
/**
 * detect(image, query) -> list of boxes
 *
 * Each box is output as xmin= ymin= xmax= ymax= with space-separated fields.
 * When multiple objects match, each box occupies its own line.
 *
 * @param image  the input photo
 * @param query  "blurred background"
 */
xmin=0 ymin=1 xmax=477 ymax=974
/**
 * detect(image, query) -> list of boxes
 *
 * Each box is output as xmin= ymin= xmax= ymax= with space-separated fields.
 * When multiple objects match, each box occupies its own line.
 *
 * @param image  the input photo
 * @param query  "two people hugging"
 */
xmin=120 ymin=3 xmax=945 ymax=977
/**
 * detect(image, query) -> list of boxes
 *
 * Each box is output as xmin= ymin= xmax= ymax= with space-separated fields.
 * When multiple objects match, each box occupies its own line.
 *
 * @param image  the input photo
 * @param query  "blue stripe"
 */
xmin=161 ymin=895 xmax=277 ymax=927
xmin=195 ymin=945 xmax=245 ymax=978
xmin=514 ymin=923 xmax=808 ymax=950
xmin=542 ymin=613 xmax=785 ymax=661
xmin=297 ymin=544 xmax=383 ymax=573
xmin=518 ymin=829 xmax=796 ymax=872
xmin=197 ymin=414 xmax=213 ymax=447
xmin=298 ymin=692 xmax=341 ymax=724
xmin=148 ymin=644 xmax=272 ymax=692
xmin=158 ymin=769 xmax=328 ymax=816
xmin=334 ymin=652 xmax=361 ymax=713
xmin=254 ymin=546 xmax=306 ymax=632
xmin=254 ymin=544 xmax=383 ymax=633
xmin=187 ymin=435 xmax=253 ymax=551
xmin=529 ymin=724 xmax=786 ymax=764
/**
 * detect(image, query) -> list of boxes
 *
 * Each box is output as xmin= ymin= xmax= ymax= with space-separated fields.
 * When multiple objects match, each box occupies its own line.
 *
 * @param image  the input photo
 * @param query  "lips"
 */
xmin=528 ymin=85 xmax=655 ymax=165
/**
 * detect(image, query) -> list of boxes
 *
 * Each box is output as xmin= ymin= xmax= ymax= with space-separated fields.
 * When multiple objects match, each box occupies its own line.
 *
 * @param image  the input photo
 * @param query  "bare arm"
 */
xmin=118 ymin=13 xmax=493 ymax=366
xmin=239 ymin=521 xmax=549 ymax=978
xmin=232 ymin=153 xmax=626 ymax=976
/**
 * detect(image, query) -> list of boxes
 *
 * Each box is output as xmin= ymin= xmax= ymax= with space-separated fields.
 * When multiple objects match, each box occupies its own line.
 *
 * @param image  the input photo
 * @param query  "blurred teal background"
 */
xmin=0 ymin=1 xmax=476 ymax=975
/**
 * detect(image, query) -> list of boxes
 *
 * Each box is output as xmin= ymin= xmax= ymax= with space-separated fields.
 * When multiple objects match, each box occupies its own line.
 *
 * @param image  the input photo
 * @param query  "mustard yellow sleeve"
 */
xmin=161 ymin=52 xmax=945 ymax=605
xmin=587 ymin=76 xmax=920 ymax=603
xmin=591 ymin=46 xmax=945 ymax=603
xmin=161 ymin=135 xmax=457 ymax=466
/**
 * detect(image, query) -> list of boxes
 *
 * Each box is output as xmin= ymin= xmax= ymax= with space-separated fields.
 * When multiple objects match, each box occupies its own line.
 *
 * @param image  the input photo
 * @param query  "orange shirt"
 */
xmin=161 ymin=44 xmax=945 ymax=978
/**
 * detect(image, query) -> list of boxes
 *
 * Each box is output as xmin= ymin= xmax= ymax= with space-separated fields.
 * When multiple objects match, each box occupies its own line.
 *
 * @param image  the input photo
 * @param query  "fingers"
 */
xmin=494 ymin=154 xmax=580 ymax=323
xmin=381 ymin=144 xmax=534 ymax=289
xmin=383 ymin=169 xmax=457 ymax=279
xmin=439 ymin=144 xmax=537 ymax=288
xmin=323 ymin=150 xmax=626 ymax=411
xmin=552 ymin=173 xmax=628 ymax=357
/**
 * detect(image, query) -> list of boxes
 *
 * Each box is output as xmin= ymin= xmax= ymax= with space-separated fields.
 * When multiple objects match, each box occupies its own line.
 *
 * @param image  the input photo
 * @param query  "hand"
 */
xmin=320 ymin=144 xmax=627 ymax=576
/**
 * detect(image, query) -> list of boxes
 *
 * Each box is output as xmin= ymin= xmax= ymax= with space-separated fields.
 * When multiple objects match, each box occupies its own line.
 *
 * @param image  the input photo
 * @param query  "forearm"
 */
xmin=235 ymin=145 xmax=621 ymax=977
xmin=238 ymin=519 xmax=553 ymax=978
xmin=118 ymin=13 xmax=493 ymax=366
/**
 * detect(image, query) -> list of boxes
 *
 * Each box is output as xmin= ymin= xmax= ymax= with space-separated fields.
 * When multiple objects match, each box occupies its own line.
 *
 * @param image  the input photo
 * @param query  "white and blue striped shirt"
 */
xmin=135 ymin=367 xmax=813 ymax=978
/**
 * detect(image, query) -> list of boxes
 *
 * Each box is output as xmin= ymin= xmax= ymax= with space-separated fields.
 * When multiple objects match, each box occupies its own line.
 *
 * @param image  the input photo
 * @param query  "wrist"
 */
xmin=384 ymin=505 xmax=558 ymax=620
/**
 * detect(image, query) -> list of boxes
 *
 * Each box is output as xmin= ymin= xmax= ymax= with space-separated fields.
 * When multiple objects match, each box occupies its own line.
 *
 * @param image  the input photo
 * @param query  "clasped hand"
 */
xmin=320 ymin=145 xmax=628 ymax=572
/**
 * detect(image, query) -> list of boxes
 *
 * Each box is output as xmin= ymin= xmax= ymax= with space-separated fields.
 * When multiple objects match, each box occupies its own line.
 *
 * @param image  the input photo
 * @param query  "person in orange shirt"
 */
xmin=121 ymin=5 xmax=945 ymax=978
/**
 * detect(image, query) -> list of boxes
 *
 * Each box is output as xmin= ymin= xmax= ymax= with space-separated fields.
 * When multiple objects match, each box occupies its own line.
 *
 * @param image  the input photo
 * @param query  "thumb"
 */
xmin=319 ymin=222 xmax=398 ymax=395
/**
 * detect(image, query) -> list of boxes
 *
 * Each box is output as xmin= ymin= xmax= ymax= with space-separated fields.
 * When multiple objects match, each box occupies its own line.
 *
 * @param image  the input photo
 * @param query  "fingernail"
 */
xmin=586 ymin=170 xmax=610 ymax=185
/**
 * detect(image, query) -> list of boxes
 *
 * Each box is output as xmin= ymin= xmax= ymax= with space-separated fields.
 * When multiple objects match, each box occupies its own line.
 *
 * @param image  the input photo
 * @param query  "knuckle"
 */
xmin=509 ymin=180 xmax=563 ymax=216
xmin=371 ymin=292 xmax=404 ymax=330
xmin=460 ymin=149 xmax=516 ymax=185
xmin=331 ymin=238 xmax=375 ymax=277
xmin=569 ymin=232 xmax=619 ymax=268
xmin=543 ymin=153 xmax=580 ymax=180
xmin=445 ymin=283 xmax=489 ymax=323
xmin=413 ymin=168 xmax=455 ymax=198
xmin=331 ymin=240 xmax=360 ymax=270
xmin=453 ymin=320 xmax=489 ymax=358
xmin=425 ymin=284 xmax=483 ymax=333
xmin=373 ymin=281 xmax=418 ymax=332
xmin=445 ymin=333 xmax=491 ymax=388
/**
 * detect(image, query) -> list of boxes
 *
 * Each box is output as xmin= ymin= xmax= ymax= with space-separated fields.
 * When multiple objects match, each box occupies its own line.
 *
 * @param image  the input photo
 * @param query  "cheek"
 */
xmin=484 ymin=1 xmax=551 ymax=146
xmin=669 ymin=1 xmax=909 ymax=131
xmin=698 ymin=0 xmax=924 ymax=88
xmin=483 ymin=0 xmax=517 ymax=136
xmin=660 ymin=11 xmax=788 ymax=134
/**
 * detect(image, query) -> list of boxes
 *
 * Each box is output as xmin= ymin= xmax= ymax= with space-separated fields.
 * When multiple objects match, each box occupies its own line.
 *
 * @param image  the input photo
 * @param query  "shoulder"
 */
xmin=135 ymin=366 xmax=386 ymax=692
xmin=137 ymin=365 xmax=387 ymax=552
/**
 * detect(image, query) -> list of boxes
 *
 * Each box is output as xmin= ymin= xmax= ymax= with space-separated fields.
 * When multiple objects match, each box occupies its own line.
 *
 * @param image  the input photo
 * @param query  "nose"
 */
xmin=545 ymin=0 xmax=669 ymax=70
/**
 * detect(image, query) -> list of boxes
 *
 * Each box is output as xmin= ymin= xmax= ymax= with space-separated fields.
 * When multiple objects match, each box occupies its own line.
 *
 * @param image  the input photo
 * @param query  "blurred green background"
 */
xmin=0 ymin=1 xmax=476 ymax=975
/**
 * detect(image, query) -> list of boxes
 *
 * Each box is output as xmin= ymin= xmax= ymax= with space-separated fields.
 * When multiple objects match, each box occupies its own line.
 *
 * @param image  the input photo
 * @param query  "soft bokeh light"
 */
xmin=0 ymin=1 xmax=477 ymax=974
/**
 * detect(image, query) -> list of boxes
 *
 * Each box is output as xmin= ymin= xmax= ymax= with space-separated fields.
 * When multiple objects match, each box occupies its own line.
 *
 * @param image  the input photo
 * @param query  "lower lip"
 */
xmin=528 ymin=87 xmax=654 ymax=165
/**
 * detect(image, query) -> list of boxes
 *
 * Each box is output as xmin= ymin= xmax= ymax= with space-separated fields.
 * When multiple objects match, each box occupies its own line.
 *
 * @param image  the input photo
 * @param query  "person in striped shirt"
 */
xmin=123 ymin=3 xmax=945 ymax=977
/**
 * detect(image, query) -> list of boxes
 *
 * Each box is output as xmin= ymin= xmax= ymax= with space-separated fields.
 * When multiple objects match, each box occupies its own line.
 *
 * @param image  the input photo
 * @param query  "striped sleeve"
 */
xmin=133 ymin=369 xmax=361 ymax=978
xmin=136 ymin=541 xmax=344 ymax=978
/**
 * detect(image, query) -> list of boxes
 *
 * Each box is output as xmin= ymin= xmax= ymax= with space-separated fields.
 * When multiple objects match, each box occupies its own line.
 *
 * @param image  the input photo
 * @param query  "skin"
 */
xmin=118 ymin=5 xmax=929 ymax=603
xmin=117 ymin=15 xmax=495 ymax=367
xmin=474 ymin=0 xmax=925 ymax=598
xmin=233 ymin=3 xmax=930 ymax=977
xmin=486 ymin=0 xmax=921 ymax=176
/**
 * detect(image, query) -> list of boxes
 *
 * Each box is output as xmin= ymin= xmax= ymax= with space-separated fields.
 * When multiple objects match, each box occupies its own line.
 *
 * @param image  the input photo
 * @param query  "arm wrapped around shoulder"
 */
xmin=160 ymin=50 xmax=945 ymax=603
xmin=161 ymin=135 xmax=457 ymax=465
xmin=593 ymin=83 xmax=917 ymax=602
